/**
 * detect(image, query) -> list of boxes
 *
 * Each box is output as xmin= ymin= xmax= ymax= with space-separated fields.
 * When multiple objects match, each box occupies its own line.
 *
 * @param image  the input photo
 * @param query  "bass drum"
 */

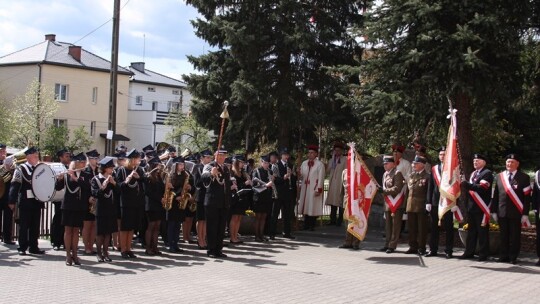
xmin=48 ymin=163 xmax=67 ymax=202
xmin=31 ymin=163 xmax=67 ymax=202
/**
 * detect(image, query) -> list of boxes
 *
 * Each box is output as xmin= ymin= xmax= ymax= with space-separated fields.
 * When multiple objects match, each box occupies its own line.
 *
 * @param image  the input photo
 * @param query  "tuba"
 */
xmin=0 ymin=148 xmax=25 ymax=198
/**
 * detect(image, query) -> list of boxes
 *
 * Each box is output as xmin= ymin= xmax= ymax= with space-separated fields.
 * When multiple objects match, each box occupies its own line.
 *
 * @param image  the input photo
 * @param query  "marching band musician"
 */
xmin=116 ymin=149 xmax=146 ymax=259
xmin=0 ymin=143 xmax=15 ymax=245
xmin=91 ymin=157 xmax=118 ymax=263
xmin=57 ymin=152 xmax=87 ymax=266
xmin=251 ymin=156 xmax=274 ymax=242
xmin=50 ymin=148 xmax=71 ymax=251
xmin=81 ymin=149 xmax=99 ymax=255
xmin=229 ymin=154 xmax=252 ymax=244
xmin=193 ymin=149 xmax=213 ymax=250
xmin=201 ymin=148 xmax=232 ymax=258
xmin=8 ymin=147 xmax=45 ymax=255
xmin=144 ymin=157 xmax=165 ymax=255
xmin=112 ymin=151 xmax=127 ymax=251
xmin=182 ymin=155 xmax=197 ymax=245
xmin=166 ymin=156 xmax=194 ymax=253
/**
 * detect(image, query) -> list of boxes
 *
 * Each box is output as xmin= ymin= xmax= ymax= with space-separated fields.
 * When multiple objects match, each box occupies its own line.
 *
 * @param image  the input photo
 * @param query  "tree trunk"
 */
xmin=454 ymin=92 xmax=473 ymax=176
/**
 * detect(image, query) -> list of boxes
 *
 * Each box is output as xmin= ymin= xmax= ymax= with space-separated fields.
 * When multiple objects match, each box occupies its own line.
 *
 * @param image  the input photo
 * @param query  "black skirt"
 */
xmin=146 ymin=210 xmax=165 ymax=222
xmin=253 ymin=190 xmax=272 ymax=214
xmin=84 ymin=212 xmax=96 ymax=221
xmin=196 ymin=201 xmax=205 ymax=221
xmin=96 ymin=215 xmax=118 ymax=235
xmin=62 ymin=209 xmax=84 ymax=228
xmin=230 ymin=196 xmax=249 ymax=215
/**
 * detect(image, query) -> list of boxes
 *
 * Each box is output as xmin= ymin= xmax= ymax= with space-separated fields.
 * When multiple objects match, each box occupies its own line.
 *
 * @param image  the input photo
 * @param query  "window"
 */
xmin=55 ymin=83 xmax=68 ymax=101
xmin=152 ymin=101 xmax=158 ymax=111
xmin=148 ymin=87 xmax=156 ymax=92
xmin=135 ymin=96 xmax=143 ymax=105
xmin=168 ymin=101 xmax=179 ymax=112
xmin=172 ymin=89 xmax=180 ymax=95
xmin=53 ymin=119 xmax=67 ymax=127
xmin=91 ymin=87 xmax=98 ymax=104
xmin=90 ymin=121 xmax=96 ymax=136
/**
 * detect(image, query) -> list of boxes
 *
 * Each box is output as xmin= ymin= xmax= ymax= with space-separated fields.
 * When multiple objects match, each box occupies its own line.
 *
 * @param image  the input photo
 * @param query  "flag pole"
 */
xmin=217 ymin=100 xmax=229 ymax=151
xmin=446 ymin=96 xmax=464 ymax=177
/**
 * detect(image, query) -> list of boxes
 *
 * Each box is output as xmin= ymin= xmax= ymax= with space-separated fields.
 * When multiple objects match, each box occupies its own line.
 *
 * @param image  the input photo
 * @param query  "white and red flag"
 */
xmin=345 ymin=143 xmax=378 ymax=241
xmin=439 ymin=108 xmax=463 ymax=223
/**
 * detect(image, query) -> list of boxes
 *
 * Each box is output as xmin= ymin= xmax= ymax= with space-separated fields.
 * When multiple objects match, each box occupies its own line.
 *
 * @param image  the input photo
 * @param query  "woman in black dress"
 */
xmin=144 ymin=157 xmax=165 ymax=255
xmin=111 ymin=152 xmax=127 ymax=251
xmin=251 ymin=156 xmax=274 ymax=242
xmin=91 ymin=157 xmax=117 ymax=262
xmin=229 ymin=155 xmax=252 ymax=244
xmin=116 ymin=149 xmax=146 ymax=259
xmin=58 ymin=153 xmax=87 ymax=266
xmin=81 ymin=149 xmax=100 ymax=255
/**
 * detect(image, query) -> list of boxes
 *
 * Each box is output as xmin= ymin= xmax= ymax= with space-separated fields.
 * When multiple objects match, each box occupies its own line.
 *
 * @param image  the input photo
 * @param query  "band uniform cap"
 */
xmin=438 ymin=146 xmax=446 ymax=152
xmin=167 ymin=146 xmax=177 ymax=153
xmin=391 ymin=144 xmax=405 ymax=153
xmin=186 ymin=154 xmax=199 ymax=162
xmin=172 ymin=156 xmax=184 ymax=164
xmin=200 ymin=149 xmax=213 ymax=157
xmin=279 ymin=147 xmax=290 ymax=155
xmin=56 ymin=148 xmax=70 ymax=158
xmin=98 ymin=157 xmax=115 ymax=168
xmin=145 ymin=151 xmax=158 ymax=158
xmin=217 ymin=148 xmax=228 ymax=154
xmin=505 ymin=153 xmax=520 ymax=162
xmin=412 ymin=155 xmax=427 ymax=164
xmin=225 ymin=157 xmax=233 ymax=164
xmin=307 ymin=145 xmax=319 ymax=152
xmin=147 ymin=157 xmax=161 ymax=165
xmin=25 ymin=146 xmax=39 ymax=155
xmin=261 ymin=155 xmax=270 ymax=163
xmin=473 ymin=153 xmax=487 ymax=162
xmin=0 ymin=143 xmax=6 ymax=149
xmin=233 ymin=154 xmax=246 ymax=162
xmin=383 ymin=155 xmax=395 ymax=163
xmin=333 ymin=141 xmax=346 ymax=149
xmin=71 ymin=152 xmax=86 ymax=162
xmin=142 ymin=144 xmax=154 ymax=152
xmin=85 ymin=149 xmax=100 ymax=158
xmin=126 ymin=149 xmax=140 ymax=159
xmin=113 ymin=152 xmax=126 ymax=159
xmin=268 ymin=151 xmax=279 ymax=158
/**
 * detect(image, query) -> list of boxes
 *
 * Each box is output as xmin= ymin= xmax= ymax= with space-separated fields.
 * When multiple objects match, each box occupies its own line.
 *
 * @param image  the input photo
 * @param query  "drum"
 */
xmin=31 ymin=163 xmax=66 ymax=202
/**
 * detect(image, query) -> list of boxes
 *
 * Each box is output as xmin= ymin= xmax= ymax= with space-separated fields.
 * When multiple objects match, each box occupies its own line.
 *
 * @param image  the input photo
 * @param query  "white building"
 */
xmin=126 ymin=62 xmax=191 ymax=150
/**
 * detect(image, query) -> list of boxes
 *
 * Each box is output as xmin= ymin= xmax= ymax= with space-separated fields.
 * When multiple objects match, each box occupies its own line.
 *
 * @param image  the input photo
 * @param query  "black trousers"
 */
xmin=205 ymin=206 xmax=227 ymax=255
xmin=464 ymin=211 xmax=489 ymax=257
xmin=0 ymin=202 xmax=13 ymax=242
xmin=428 ymin=208 xmax=454 ymax=253
xmin=270 ymin=197 xmax=293 ymax=236
xmin=50 ymin=202 xmax=64 ymax=247
xmin=329 ymin=206 xmax=344 ymax=225
xmin=536 ymin=214 xmax=540 ymax=258
xmin=499 ymin=216 xmax=521 ymax=260
xmin=18 ymin=207 xmax=41 ymax=251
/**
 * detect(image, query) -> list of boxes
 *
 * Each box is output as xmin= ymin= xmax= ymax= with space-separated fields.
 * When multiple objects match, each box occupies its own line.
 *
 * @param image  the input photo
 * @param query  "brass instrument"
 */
xmin=180 ymin=148 xmax=191 ymax=158
xmin=179 ymin=171 xmax=195 ymax=210
xmin=162 ymin=170 xmax=175 ymax=211
xmin=157 ymin=142 xmax=172 ymax=161
xmin=0 ymin=147 xmax=25 ymax=197
xmin=270 ymin=163 xmax=279 ymax=199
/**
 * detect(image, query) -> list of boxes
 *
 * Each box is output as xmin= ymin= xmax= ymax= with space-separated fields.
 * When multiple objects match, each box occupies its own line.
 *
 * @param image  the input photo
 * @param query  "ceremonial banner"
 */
xmin=439 ymin=108 xmax=462 ymax=223
xmin=345 ymin=143 xmax=378 ymax=241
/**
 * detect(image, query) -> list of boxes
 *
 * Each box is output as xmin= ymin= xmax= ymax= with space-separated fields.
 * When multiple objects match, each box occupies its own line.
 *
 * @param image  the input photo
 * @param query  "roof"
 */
xmin=128 ymin=64 xmax=185 ymax=88
xmin=99 ymin=133 xmax=130 ymax=141
xmin=0 ymin=39 xmax=131 ymax=74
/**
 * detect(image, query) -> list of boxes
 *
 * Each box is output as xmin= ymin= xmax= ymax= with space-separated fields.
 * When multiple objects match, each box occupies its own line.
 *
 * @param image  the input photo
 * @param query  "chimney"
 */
xmin=45 ymin=34 xmax=56 ymax=42
xmin=131 ymin=62 xmax=145 ymax=73
xmin=68 ymin=45 xmax=82 ymax=62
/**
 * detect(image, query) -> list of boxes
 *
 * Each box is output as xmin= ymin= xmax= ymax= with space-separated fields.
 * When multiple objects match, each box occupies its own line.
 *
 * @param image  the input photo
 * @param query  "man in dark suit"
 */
xmin=491 ymin=153 xmax=531 ymax=264
xmin=425 ymin=147 xmax=455 ymax=258
xmin=269 ymin=148 xmax=296 ymax=240
xmin=0 ymin=144 xmax=15 ymax=245
xmin=8 ymin=147 xmax=45 ymax=255
xmin=201 ymin=148 xmax=232 ymax=258
xmin=459 ymin=153 xmax=494 ymax=261
xmin=532 ymin=168 xmax=540 ymax=266
xmin=193 ymin=149 xmax=213 ymax=250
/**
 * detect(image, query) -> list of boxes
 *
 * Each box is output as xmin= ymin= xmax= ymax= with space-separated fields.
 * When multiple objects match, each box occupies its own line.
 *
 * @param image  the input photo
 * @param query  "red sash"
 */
xmin=383 ymin=186 xmax=405 ymax=214
xmin=499 ymin=172 xmax=531 ymax=227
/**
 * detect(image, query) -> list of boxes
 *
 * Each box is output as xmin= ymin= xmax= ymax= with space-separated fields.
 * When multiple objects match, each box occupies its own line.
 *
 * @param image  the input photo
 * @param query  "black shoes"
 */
xmin=536 ymin=259 xmax=540 ymax=266
xmin=445 ymin=252 xmax=453 ymax=259
xmin=379 ymin=247 xmax=389 ymax=252
xmin=282 ymin=234 xmax=295 ymax=239
xmin=498 ymin=257 xmax=510 ymax=263
xmin=478 ymin=256 xmax=488 ymax=262
xmin=339 ymin=244 xmax=353 ymax=249
xmin=424 ymin=251 xmax=438 ymax=257
xmin=404 ymin=248 xmax=416 ymax=254
xmin=3 ymin=241 xmax=16 ymax=245
xmin=29 ymin=248 xmax=45 ymax=255
xmin=458 ymin=254 xmax=474 ymax=260
xmin=207 ymin=251 xmax=227 ymax=258
xmin=386 ymin=248 xmax=395 ymax=254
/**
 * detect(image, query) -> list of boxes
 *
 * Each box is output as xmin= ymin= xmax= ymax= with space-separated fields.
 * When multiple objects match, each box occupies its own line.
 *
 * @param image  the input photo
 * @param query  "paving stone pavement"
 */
xmin=0 ymin=225 xmax=539 ymax=303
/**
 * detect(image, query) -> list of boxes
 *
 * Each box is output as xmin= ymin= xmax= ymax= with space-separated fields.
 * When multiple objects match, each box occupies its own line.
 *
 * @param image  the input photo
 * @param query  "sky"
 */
xmin=0 ymin=0 xmax=210 ymax=80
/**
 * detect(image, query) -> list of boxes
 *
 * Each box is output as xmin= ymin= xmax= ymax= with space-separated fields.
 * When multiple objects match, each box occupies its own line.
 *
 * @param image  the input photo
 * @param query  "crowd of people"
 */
xmin=1 ymin=141 xmax=539 ymax=267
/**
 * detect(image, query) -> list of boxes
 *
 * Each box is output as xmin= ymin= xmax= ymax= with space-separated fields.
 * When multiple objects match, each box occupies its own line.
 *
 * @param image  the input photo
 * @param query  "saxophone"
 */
xmin=178 ymin=171 xmax=193 ymax=210
xmin=162 ymin=170 xmax=175 ymax=211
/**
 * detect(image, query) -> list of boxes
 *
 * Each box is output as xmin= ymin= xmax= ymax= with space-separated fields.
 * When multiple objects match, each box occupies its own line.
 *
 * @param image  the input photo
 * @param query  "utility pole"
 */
xmin=106 ymin=0 xmax=120 ymax=155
